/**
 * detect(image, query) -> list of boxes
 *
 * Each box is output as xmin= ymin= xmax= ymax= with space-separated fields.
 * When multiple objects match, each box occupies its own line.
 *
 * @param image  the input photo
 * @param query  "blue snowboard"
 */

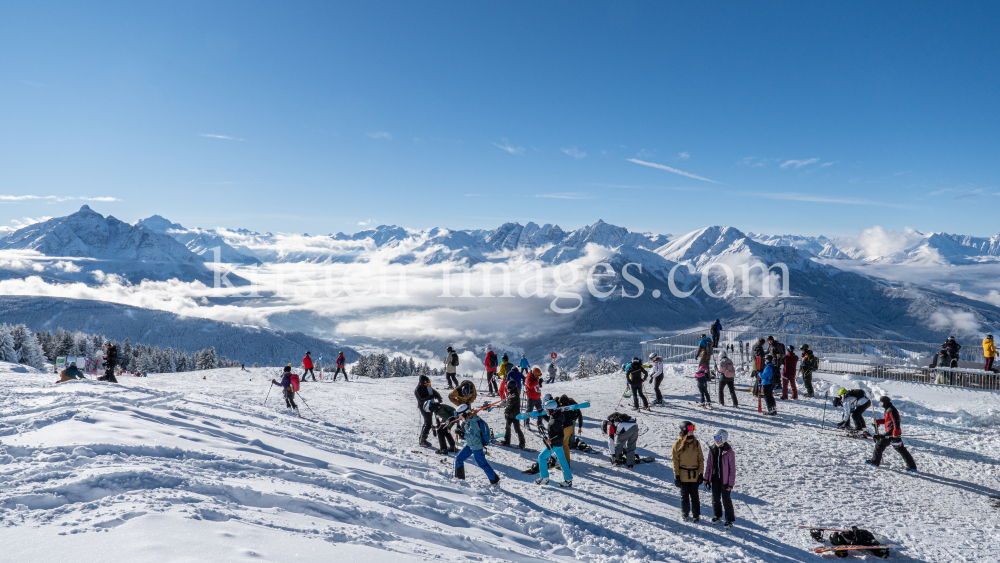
xmin=516 ymin=401 xmax=590 ymax=420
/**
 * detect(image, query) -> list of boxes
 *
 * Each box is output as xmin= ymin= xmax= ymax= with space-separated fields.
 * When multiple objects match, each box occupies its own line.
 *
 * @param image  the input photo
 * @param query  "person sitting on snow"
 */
xmin=57 ymin=362 xmax=86 ymax=383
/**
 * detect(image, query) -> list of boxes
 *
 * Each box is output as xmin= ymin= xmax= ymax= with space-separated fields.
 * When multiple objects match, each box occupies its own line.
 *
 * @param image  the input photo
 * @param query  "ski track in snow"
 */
xmin=1 ymin=363 xmax=998 ymax=562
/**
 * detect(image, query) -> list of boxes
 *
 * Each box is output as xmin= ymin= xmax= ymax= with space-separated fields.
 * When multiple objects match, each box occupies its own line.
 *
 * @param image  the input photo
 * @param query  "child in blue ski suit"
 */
xmin=454 ymin=404 xmax=500 ymax=485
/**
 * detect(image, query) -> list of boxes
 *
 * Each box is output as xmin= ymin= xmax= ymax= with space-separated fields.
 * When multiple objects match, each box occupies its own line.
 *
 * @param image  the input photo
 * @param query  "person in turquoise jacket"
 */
xmin=453 ymin=404 xmax=500 ymax=485
xmin=519 ymin=354 xmax=530 ymax=372
xmin=759 ymin=355 xmax=777 ymax=415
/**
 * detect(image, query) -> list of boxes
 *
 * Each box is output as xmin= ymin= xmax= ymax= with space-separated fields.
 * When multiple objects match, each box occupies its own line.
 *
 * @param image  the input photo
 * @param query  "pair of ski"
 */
xmin=515 ymin=401 xmax=590 ymax=420
xmin=794 ymin=526 xmax=897 ymax=556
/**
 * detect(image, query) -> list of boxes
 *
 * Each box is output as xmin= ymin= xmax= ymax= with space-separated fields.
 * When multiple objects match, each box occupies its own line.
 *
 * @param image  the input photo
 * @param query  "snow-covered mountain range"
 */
xmin=2 ymin=206 xmax=999 ymax=362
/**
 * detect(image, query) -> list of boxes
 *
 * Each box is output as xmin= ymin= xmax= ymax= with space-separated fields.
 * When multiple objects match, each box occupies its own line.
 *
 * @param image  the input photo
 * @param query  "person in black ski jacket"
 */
xmin=766 ymin=337 xmax=785 ymax=386
xmin=502 ymin=378 xmax=526 ymax=449
xmin=100 ymin=342 xmax=119 ymax=383
xmin=415 ymin=375 xmax=442 ymax=447
xmin=866 ymin=396 xmax=916 ymax=471
xmin=626 ymin=357 xmax=650 ymax=410
xmin=943 ymin=336 xmax=961 ymax=367
xmin=711 ymin=319 xmax=722 ymax=348
xmin=424 ymin=400 xmax=458 ymax=455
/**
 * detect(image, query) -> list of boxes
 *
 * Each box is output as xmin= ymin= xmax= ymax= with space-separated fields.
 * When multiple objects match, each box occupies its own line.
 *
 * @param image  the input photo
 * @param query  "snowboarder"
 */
xmin=415 ymin=375 xmax=442 ymax=447
xmin=302 ymin=352 xmax=316 ymax=382
xmin=534 ymin=400 xmax=573 ymax=487
xmin=518 ymin=354 xmax=530 ymax=373
xmin=271 ymin=365 xmax=300 ymax=413
xmin=484 ymin=348 xmax=499 ymax=395
xmin=711 ymin=319 xmax=722 ymax=348
xmin=672 ymin=421 xmax=704 ymax=522
xmin=704 ymin=429 xmax=736 ymax=529
xmin=454 ymin=404 xmax=501 ymax=485
xmin=525 ymin=367 xmax=544 ymax=425
xmin=333 ymin=351 xmax=348 ymax=381
xmin=781 ymin=348 xmax=799 ymax=400
xmin=759 ymin=355 xmax=777 ymax=415
xmin=983 ymin=334 xmax=996 ymax=372
xmin=99 ymin=342 xmax=119 ymax=383
xmin=501 ymin=379 xmax=526 ymax=449
xmin=799 ymin=346 xmax=818 ymax=398
xmin=625 ymin=357 xmax=650 ymax=410
xmin=444 ymin=347 xmax=460 ymax=390
xmin=717 ymin=351 xmax=738 ymax=407
xmin=448 ymin=379 xmax=478 ymax=409
xmin=866 ymin=396 xmax=917 ymax=472
xmin=695 ymin=365 xmax=712 ymax=405
xmin=649 ymin=353 xmax=665 ymax=405
xmin=834 ymin=388 xmax=871 ymax=433
xmin=546 ymin=362 xmax=557 ymax=384
xmin=424 ymin=400 xmax=458 ymax=455
xmin=57 ymin=361 xmax=86 ymax=383
xmin=603 ymin=412 xmax=638 ymax=467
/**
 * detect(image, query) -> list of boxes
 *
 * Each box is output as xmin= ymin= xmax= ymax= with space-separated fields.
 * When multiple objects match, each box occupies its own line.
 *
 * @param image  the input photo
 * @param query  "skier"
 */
xmin=984 ymin=334 xmax=996 ymax=372
xmin=603 ymin=412 xmax=638 ymax=467
xmin=625 ymin=357 xmax=650 ymax=410
xmin=759 ymin=355 xmax=777 ymax=415
xmin=333 ymin=351 xmax=348 ymax=381
xmin=453 ymin=404 xmax=501 ymax=485
xmin=695 ymin=365 xmax=712 ymax=405
xmin=444 ymin=347 xmax=460 ymax=390
xmin=271 ymin=365 xmax=300 ymax=413
xmin=671 ymin=421 xmax=704 ymax=522
xmin=704 ymin=429 xmax=736 ymax=529
xmin=99 ymin=342 xmax=119 ymax=383
xmin=498 ymin=353 xmax=513 ymax=385
xmin=506 ymin=365 xmax=525 ymax=392
xmin=534 ymin=399 xmax=573 ymax=487
xmin=649 ymin=353 xmax=665 ymax=405
xmin=546 ymin=362 xmax=557 ymax=384
xmin=301 ymin=352 xmax=316 ymax=382
xmin=415 ymin=374 xmax=442 ymax=447
xmin=711 ymin=319 xmax=722 ymax=348
xmin=781 ymin=347 xmax=799 ymax=400
xmin=524 ymin=367 xmax=544 ymax=426
xmin=484 ymin=347 xmax=499 ymax=395
xmin=424 ymin=400 xmax=458 ymax=455
xmin=866 ymin=396 xmax=917 ymax=472
xmin=57 ymin=361 xmax=86 ymax=383
xmin=717 ymin=351 xmax=738 ymax=407
xmin=240 ymin=363 xmax=246 ymax=371
xmin=501 ymin=378 xmax=526 ymax=449
xmin=799 ymin=346 xmax=818 ymax=398
xmin=834 ymin=388 xmax=871 ymax=433
xmin=518 ymin=354 xmax=530 ymax=373
xmin=449 ymin=379 xmax=478 ymax=409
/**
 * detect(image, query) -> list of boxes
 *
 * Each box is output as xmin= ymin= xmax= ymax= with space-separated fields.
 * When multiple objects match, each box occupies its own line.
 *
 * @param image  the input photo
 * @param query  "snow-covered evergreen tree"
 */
xmin=0 ymin=326 xmax=17 ymax=363
xmin=10 ymin=325 xmax=47 ymax=369
xmin=575 ymin=355 xmax=591 ymax=379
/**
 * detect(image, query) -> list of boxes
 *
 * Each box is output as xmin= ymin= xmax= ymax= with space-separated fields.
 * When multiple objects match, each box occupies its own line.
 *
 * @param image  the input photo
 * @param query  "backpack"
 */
xmin=805 ymin=355 xmax=819 ymax=371
xmin=488 ymin=353 xmax=498 ymax=368
xmin=289 ymin=373 xmax=300 ymax=392
xmin=477 ymin=419 xmax=492 ymax=444
xmin=451 ymin=353 xmax=460 ymax=367
xmin=829 ymin=526 xmax=887 ymax=557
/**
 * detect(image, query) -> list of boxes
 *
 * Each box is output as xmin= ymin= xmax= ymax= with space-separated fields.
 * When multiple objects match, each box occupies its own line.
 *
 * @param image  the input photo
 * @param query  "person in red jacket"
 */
xmin=866 ymin=396 xmax=916 ymax=471
xmin=781 ymin=349 xmax=798 ymax=400
xmin=484 ymin=348 xmax=499 ymax=395
xmin=333 ymin=351 xmax=348 ymax=382
xmin=524 ymin=367 xmax=544 ymax=428
xmin=302 ymin=351 xmax=316 ymax=382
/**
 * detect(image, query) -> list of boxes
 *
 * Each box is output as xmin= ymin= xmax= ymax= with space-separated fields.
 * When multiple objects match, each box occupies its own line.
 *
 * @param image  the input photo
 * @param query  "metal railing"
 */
xmin=641 ymin=329 xmax=999 ymax=391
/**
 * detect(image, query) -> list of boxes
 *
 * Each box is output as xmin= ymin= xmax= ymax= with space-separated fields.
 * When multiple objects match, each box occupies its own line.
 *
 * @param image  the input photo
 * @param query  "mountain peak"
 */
xmin=79 ymin=204 xmax=92 ymax=212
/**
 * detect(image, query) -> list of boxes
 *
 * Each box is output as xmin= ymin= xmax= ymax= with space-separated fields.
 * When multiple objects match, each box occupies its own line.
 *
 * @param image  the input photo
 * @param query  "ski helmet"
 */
xmin=649 ymin=352 xmax=656 ymax=360
xmin=456 ymin=404 xmax=470 ymax=416
xmin=714 ymin=429 xmax=728 ymax=443
xmin=799 ymin=344 xmax=810 ymax=350
xmin=521 ymin=353 xmax=526 ymax=357
xmin=680 ymin=421 xmax=695 ymax=434
xmin=988 ymin=334 xmax=994 ymax=339
xmin=502 ymin=354 xmax=509 ymax=361
xmin=879 ymin=396 xmax=892 ymax=408
xmin=506 ymin=378 xmax=517 ymax=390
xmin=721 ymin=351 xmax=728 ymax=359
xmin=305 ymin=351 xmax=311 ymax=355
xmin=765 ymin=354 xmax=774 ymax=363
xmin=283 ymin=365 xmax=291 ymax=373
xmin=532 ymin=367 xmax=542 ymax=376
xmin=543 ymin=400 xmax=558 ymax=410
xmin=632 ymin=356 xmax=639 ymax=362
xmin=838 ymin=387 xmax=849 ymax=396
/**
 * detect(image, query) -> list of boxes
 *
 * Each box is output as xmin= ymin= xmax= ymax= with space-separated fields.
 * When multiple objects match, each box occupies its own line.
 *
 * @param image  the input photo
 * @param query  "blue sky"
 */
xmin=1 ymin=1 xmax=998 ymax=238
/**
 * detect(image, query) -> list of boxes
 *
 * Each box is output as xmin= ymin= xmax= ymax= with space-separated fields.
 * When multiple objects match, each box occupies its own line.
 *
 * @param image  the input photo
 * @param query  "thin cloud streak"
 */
xmin=533 ymin=192 xmax=593 ymax=200
xmin=367 ymin=131 xmax=393 ymax=140
xmin=780 ymin=158 xmax=820 ymax=169
xmin=560 ymin=147 xmax=586 ymax=159
xmin=626 ymin=158 xmax=720 ymax=184
xmin=493 ymin=138 xmax=525 ymax=155
xmin=0 ymin=195 xmax=120 ymax=203
xmin=200 ymin=133 xmax=241 ymax=140
xmin=743 ymin=191 xmax=910 ymax=209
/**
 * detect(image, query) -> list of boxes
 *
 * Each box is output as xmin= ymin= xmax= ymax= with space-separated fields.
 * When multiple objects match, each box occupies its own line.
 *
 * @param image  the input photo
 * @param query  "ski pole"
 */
xmin=615 ymin=383 xmax=629 ymax=410
xmin=820 ymin=390 xmax=829 ymax=428
xmin=296 ymin=391 xmax=316 ymax=416
xmin=263 ymin=382 xmax=273 ymax=405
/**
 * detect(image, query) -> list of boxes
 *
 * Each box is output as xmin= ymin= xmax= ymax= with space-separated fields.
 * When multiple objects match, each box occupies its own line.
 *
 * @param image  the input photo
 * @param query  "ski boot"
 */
xmin=534 ymin=477 xmax=549 ymax=485
xmin=692 ymin=516 xmax=700 ymax=523
xmin=556 ymin=480 xmax=572 ymax=488
xmin=434 ymin=448 xmax=449 ymax=455
xmin=682 ymin=513 xmax=691 ymax=522
xmin=489 ymin=475 xmax=501 ymax=486
xmin=711 ymin=517 xmax=721 ymax=524
xmin=724 ymin=521 xmax=733 ymax=531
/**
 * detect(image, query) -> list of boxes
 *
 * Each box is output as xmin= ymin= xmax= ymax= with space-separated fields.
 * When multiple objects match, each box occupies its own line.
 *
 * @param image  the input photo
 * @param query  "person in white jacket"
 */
xmin=604 ymin=412 xmax=639 ymax=467
xmin=648 ymin=353 xmax=665 ymax=405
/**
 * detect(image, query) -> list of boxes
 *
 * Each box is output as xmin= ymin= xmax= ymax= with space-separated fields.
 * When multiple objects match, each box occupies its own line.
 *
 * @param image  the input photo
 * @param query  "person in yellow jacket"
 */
xmin=984 ymin=334 xmax=996 ymax=372
xmin=671 ymin=420 xmax=705 ymax=522
xmin=497 ymin=354 xmax=513 ymax=383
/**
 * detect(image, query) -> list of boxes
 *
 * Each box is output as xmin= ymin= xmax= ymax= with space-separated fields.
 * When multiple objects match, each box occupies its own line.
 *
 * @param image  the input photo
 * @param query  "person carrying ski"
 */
xmin=333 ymin=351 xmax=348 ymax=381
xmin=799 ymin=346 xmax=818 ymax=397
xmin=625 ymin=357 xmax=650 ymax=410
xmin=415 ymin=374 xmax=442 ymax=447
xmin=704 ymin=428 xmax=736 ymax=529
xmin=271 ymin=365 xmax=300 ymax=413
xmin=518 ymin=354 xmax=530 ymax=372
xmin=444 ymin=347 xmax=460 ymax=390
xmin=525 ymin=367 xmax=544 ymax=426
xmin=649 ymin=353 xmax=665 ymax=405
xmin=453 ymin=404 xmax=501 ymax=485
xmin=695 ymin=365 xmax=712 ymax=405
xmin=603 ymin=412 xmax=638 ymax=467
xmin=424 ymin=400 xmax=458 ymax=455
xmin=534 ymin=399 xmax=573 ymax=487
xmin=866 ymin=396 xmax=917 ymax=472
xmin=711 ymin=319 xmax=722 ymax=348
xmin=717 ymin=351 xmax=738 ymax=407
xmin=484 ymin=348 xmax=499 ymax=395
xmin=984 ymin=334 xmax=996 ymax=372
xmin=671 ymin=421 xmax=704 ymax=522
xmin=100 ymin=342 xmax=119 ymax=383
xmin=759 ymin=355 xmax=777 ymax=415
xmin=449 ymin=379 xmax=478 ymax=408
xmin=501 ymin=378 xmax=526 ymax=449
xmin=546 ymin=362 xmax=557 ymax=384
xmin=833 ymin=388 xmax=871 ymax=432
xmin=301 ymin=352 xmax=316 ymax=382
xmin=781 ymin=348 xmax=799 ymax=400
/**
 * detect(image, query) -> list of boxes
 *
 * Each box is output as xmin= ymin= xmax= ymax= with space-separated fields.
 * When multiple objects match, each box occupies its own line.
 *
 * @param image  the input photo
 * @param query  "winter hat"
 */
xmin=988 ymin=334 xmax=994 ymax=339
xmin=283 ymin=365 xmax=291 ymax=373
xmin=543 ymin=399 xmax=558 ymax=410
xmin=714 ymin=429 xmax=728 ymax=443
xmin=305 ymin=351 xmax=311 ymax=355
xmin=456 ymin=404 xmax=470 ymax=416
xmin=632 ymin=356 xmax=640 ymax=362
xmin=521 ymin=354 xmax=526 ymax=357
xmin=447 ymin=346 xmax=454 ymax=351
xmin=502 ymin=354 xmax=509 ymax=361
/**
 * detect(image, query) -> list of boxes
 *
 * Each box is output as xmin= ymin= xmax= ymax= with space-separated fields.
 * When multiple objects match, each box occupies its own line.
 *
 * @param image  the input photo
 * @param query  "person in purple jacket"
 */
xmin=704 ymin=428 xmax=736 ymax=529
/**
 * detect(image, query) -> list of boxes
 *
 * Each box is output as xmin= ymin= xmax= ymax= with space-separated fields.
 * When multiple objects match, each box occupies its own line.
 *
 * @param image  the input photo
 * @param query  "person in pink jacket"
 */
xmin=704 ymin=428 xmax=736 ymax=529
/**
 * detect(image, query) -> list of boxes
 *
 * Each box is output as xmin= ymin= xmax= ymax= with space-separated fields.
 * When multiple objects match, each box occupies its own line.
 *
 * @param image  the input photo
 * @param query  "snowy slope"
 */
xmin=2 ymin=360 xmax=998 ymax=562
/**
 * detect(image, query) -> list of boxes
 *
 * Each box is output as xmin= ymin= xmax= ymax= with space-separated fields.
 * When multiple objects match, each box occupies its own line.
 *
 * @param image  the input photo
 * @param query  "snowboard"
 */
xmin=516 ymin=401 xmax=590 ymax=420
xmin=813 ymin=544 xmax=896 ymax=555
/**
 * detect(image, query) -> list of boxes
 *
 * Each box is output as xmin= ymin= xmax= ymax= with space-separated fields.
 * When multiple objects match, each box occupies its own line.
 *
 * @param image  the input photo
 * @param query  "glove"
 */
xmin=725 ymin=486 xmax=733 ymax=492
xmin=697 ymin=474 xmax=703 ymax=483
xmin=704 ymin=481 xmax=712 ymax=491
xmin=674 ymin=477 xmax=681 ymax=488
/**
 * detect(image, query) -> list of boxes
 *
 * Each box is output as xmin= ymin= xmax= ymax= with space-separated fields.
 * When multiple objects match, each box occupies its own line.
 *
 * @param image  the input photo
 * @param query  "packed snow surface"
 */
xmin=2 ymin=361 xmax=999 ymax=562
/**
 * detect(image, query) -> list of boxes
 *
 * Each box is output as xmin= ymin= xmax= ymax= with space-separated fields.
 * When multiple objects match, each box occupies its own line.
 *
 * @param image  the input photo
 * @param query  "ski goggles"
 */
xmin=713 ymin=435 xmax=724 ymax=441
xmin=683 ymin=424 xmax=696 ymax=432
